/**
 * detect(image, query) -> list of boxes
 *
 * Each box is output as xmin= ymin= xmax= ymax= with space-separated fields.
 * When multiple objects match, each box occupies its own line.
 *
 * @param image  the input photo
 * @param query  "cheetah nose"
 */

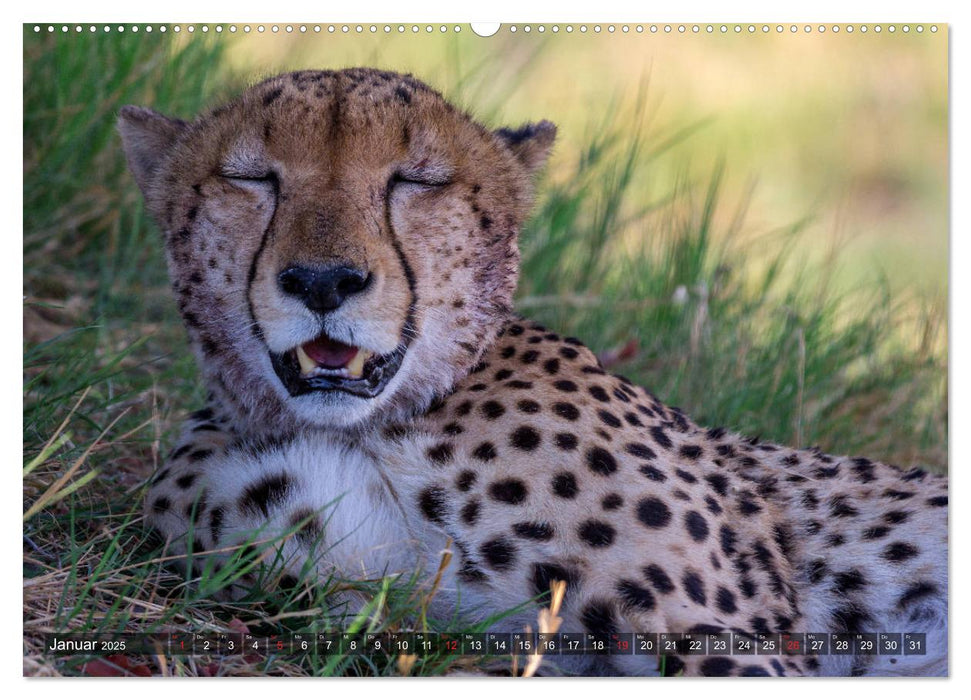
xmin=277 ymin=264 xmax=371 ymax=313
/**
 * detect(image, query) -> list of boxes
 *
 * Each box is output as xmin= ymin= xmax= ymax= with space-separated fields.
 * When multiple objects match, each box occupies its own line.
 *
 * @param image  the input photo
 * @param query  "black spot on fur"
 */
xmin=532 ymin=562 xmax=580 ymax=601
xmin=554 ymin=432 xmax=578 ymax=451
xmin=639 ymin=465 xmax=666 ymax=481
xmin=626 ymin=442 xmax=656 ymax=460
xmin=289 ymin=508 xmax=323 ymax=546
xmin=927 ymin=495 xmax=948 ymax=507
xmin=851 ymin=457 xmax=877 ymax=483
xmin=472 ymin=442 xmax=497 ymax=461
xmin=682 ymin=571 xmax=707 ymax=605
xmin=456 ymin=470 xmax=477 ymax=492
xmin=831 ymin=605 xmax=871 ymax=633
xmin=552 ymin=472 xmax=579 ymax=498
xmin=883 ymin=488 xmax=915 ymax=501
xmin=517 ymin=399 xmax=541 ymax=414
xmin=801 ymin=490 xmax=820 ymax=509
xmin=738 ymin=495 xmax=762 ymax=516
xmin=719 ymin=525 xmax=737 ymax=556
xmin=184 ymin=489 xmax=208 ymax=520
xmin=151 ymin=496 xmax=171 ymax=514
xmin=513 ymin=521 xmax=554 ymax=540
xmin=169 ymin=445 xmax=191 ymax=461
xmin=506 ymin=380 xmax=534 ymax=389
xmin=884 ymin=510 xmax=911 ymax=524
xmin=675 ymin=468 xmax=697 ymax=484
xmin=553 ymin=402 xmax=580 ymax=420
xmin=554 ymin=380 xmax=578 ymax=392
xmin=419 ymin=487 xmax=449 ymax=524
xmin=188 ymin=449 xmax=213 ymax=463
xmin=520 ymin=349 xmax=539 ymax=364
xmin=543 ymin=358 xmax=560 ymax=375
xmin=427 ymin=442 xmax=454 ymax=465
xmin=602 ymin=493 xmax=624 ymax=510
xmin=739 ymin=577 xmax=758 ymax=598
xmin=240 ymin=473 xmax=292 ymax=517
xmin=807 ymin=559 xmax=827 ymax=584
xmin=175 ymin=472 xmax=198 ymax=489
xmin=489 ymin=478 xmax=528 ymax=504
xmin=461 ymin=499 xmax=481 ymax=526
xmin=739 ymin=665 xmax=771 ymax=677
xmin=580 ymin=599 xmax=618 ymax=636
xmin=509 ymin=426 xmax=541 ymax=451
xmin=715 ymin=586 xmax=738 ymax=614
xmin=829 ymin=495 xmax=859 ymax=518
xmin=597 ymin=409 xmax=622 ymax=428
xmin=589 ymin=386 xmax=610 ymax=402
xmin=643 ymin=563 xmax=676 ymax=594
xmin=637 ymin=497 xmax=672 ymax=528
xmin=458 ymin=559 xmax=488 ymax=583
xmin=814 ymin=465 xmax=840 ymax=479
xmin=578 ymin=519 xmax=616 ymax=547
xmin=863 ymin=525 xmax=891 ymax=540
xmin=650 ymin=426 xmax=672 ymax=449
xmin=833 ymin=569 xmax=867 ymax=593
xmin=586 ymin=446 xmax=618 ymax=476
xmin=480 ymin=537 xmax=517 ymax=571
xmin=883 ymin=541 xmax=919 ymax=562
xmin=705 ymin=473 xmax=729 ymax=496
xmin=700 ymin=657 xmax=735 ymax=676
xmin=617 ymin=580 xmax=656 ymax=610
xmin=685 ymin=511 xmax=709 ymax=542
xmin=749 ymin=616 xmax=771 ymax=634
xmin=481 ymin=400 xmax=506 ymax=419
xmin=663 ymin=655 xmax=685 ymax=676
xmin=897 ymin=581 xmax=937 ymax=609
xmin=679 ymin=444 xmax=703 ymax=460
xmin=209 ymin=506 xmax=224 ymax=543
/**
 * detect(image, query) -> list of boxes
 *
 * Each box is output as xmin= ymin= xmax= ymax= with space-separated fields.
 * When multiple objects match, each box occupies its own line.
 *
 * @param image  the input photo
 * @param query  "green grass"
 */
xmin=23 ymin=30 xmax=946 ymax=677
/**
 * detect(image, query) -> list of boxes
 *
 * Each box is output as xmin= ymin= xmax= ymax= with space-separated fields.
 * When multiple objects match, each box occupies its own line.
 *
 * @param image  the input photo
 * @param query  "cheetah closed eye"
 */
xmin=119 ymin=68 xmax=947 ymax=677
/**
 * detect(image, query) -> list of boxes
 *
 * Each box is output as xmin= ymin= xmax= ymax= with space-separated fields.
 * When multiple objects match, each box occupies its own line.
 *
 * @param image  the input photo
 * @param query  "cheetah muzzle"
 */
xmin=119 ymin=68 xmax=947 ymax=677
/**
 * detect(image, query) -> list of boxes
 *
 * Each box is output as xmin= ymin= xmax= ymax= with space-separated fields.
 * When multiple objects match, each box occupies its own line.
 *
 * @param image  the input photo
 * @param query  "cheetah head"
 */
xmin=119 ymin=69 xmax=555 ymax=431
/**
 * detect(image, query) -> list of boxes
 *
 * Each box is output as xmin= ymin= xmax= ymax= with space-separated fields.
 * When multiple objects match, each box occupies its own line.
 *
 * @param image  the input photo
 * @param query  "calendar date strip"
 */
xmin=44 ymin=631 xmax=927 ymax=657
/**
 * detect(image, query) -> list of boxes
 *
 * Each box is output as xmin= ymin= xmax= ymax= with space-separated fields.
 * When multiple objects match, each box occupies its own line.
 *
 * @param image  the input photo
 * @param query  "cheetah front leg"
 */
xmin=145 ymin=404 xmax=238 ymax=580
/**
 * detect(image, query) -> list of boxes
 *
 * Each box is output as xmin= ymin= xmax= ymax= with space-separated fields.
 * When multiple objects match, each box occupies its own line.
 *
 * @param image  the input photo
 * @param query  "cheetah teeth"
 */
xmin=295 ymin=344 xmax=373 ymax=379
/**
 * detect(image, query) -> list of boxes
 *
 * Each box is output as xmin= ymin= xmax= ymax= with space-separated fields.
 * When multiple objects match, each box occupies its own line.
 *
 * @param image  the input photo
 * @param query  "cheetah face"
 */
xmin=119 ymin=69 xmax=555 ymax=430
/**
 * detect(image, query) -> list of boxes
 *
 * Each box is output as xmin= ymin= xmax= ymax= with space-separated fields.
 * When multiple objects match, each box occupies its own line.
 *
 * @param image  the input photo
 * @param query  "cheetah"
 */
xmin=118 ymin=68 xmax=948 ymax=676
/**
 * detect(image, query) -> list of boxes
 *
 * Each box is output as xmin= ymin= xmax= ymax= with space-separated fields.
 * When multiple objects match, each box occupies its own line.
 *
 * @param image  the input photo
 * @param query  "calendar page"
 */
xmin=23 ymin=19 xmax=948 ymax=679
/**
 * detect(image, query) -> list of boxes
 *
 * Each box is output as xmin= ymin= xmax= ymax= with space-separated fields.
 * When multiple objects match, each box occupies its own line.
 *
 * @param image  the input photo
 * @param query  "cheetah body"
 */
xmin=120 ymin=69 xmax=948 ymax=677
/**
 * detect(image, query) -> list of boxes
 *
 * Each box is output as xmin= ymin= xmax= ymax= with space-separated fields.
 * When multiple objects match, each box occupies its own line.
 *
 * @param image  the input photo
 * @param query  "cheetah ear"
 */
xmin=117 ymin=105 xmax=188 ymax=195
xmin=495 ymin=120 xmax=557 ymax=174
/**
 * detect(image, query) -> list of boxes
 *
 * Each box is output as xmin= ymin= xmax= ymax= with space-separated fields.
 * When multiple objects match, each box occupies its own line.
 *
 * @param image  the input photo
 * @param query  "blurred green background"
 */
xmin=22 ymin=22 xmax=947 ymax=677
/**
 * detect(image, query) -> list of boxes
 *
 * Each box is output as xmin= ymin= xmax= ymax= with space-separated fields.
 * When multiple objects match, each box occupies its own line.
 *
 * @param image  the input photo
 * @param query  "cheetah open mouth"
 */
xmin=270 ymin=333 xmax=406 ymax=399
